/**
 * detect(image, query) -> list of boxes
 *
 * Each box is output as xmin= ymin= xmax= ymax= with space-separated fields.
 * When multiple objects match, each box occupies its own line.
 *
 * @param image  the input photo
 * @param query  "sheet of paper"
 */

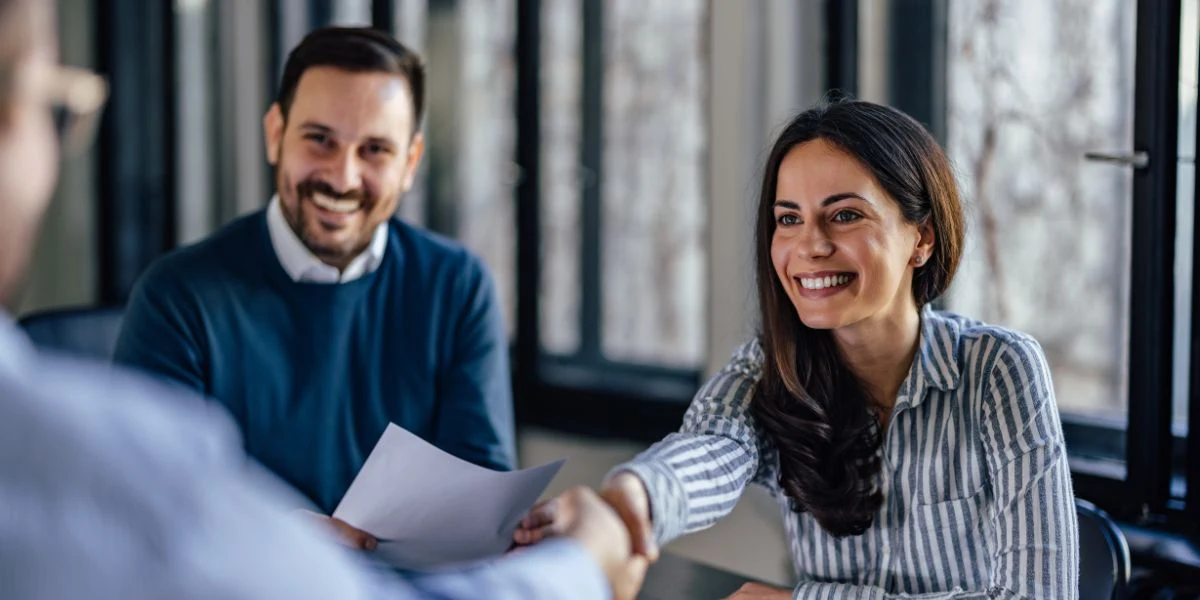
xmin=332 ymin=423 xmax=564 ymax=571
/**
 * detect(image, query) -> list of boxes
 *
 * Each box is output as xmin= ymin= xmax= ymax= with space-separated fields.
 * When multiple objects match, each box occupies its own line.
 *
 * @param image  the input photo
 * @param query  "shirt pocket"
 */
xmin=915 ymin=489 xmax=986 ymax=534
xmin=906 ymin=491 xmax=990 ymax=591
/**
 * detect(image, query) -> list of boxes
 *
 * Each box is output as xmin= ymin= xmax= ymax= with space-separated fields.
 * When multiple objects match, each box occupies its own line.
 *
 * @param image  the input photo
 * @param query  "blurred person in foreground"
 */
xmin=0 ymin=1 xmax=646 ymax=598
xmin=517 ymin=100 xmax=1079 ymax=599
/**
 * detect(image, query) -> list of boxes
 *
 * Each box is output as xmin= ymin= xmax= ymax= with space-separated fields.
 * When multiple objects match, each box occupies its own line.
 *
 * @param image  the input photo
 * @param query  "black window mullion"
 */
xmin=1125 ymin=0 xmax=1181 ymax=520
xmin=577 ymin=0 xmax=604 ymax=362
xmin=372 ymin=0 xmax=394 ymax=30
xmin=514 ymin=0 xmax=542 ymax=409
xmin=824 ymin=0 xmax=857 ymax=95
xmin=887 ymin=0 xmax=947 ymax=143
xmin=96 ymin=0 xmax=177 ymax=304
xmin=311 ymin=0 xmax=334 ymax=28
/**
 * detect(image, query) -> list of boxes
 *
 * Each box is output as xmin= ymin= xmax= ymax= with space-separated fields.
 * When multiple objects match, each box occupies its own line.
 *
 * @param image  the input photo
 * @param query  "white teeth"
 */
xmin=800 ymin=274 xmax=853 ymax=290
xmin=311 ymin=193 xmax=360 ymax=214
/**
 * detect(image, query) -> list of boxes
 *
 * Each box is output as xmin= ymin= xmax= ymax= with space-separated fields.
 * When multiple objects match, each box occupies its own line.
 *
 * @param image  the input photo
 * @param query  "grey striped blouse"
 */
xmin=615 ymin=308 xmax=1079 ymax=599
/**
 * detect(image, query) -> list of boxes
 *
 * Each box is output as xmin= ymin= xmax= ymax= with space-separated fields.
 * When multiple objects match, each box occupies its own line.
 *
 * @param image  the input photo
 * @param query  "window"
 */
xmin=598 ymin=0 xmax=707 ymax=367
xmin=539 ymin=0 xmax=583 ymax=355
xmin=902 ymin=0 xmax=1193 ymax=528
xmin=427 ymin=0 xmax=516 ymax=338
xmin=407 ymin=0 xmax=519 ymax=337
xmin=537 ymin=0 xmax=708 ymax=382
xmin=944 ymin=1 xmax=1136 ymax=428
xmin=862 ymin=0 xmax=1194 ymax=528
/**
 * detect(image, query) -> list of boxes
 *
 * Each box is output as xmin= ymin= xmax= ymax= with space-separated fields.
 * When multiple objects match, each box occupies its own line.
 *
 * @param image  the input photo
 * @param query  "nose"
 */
xmin=323 ymin=148 xmax=362 ymax=194
xmin=795 ymin=222 xmax=834 ymax=260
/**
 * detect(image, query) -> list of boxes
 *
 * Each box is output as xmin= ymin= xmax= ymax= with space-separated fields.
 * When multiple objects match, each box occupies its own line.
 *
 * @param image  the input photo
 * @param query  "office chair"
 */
xmin=1077 ymin=498 xmax=1131 ymax=600
xmin=18 ymin=305 xmax=125 ymax=360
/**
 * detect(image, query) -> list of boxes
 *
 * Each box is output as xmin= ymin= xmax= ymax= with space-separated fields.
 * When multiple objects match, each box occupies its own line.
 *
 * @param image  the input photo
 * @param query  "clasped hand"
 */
xmin=512 ymin=473 xmax=656 ymax=600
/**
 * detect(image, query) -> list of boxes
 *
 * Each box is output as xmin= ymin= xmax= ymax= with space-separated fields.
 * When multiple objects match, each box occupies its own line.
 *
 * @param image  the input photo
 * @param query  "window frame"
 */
xmin=867 ymin=0 xmax=1193 ymax=533
xmin=512 ymin=0 xmax=708 ymax=434
xmin=511 ymin=0 xmax=1200 ymax=539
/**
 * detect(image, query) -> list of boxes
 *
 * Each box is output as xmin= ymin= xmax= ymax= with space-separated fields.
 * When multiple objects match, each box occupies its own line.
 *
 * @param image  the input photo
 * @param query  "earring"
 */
xmin=913 ymin=255 xmax=925 ymax=266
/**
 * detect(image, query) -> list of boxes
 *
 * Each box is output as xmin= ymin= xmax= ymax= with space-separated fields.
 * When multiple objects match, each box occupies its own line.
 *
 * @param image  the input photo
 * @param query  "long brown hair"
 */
xmin=752 ymin=100 xmax=964 ymax=537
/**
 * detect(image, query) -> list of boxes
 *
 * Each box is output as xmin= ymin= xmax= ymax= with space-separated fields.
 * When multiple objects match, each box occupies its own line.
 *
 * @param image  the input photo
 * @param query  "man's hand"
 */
xmin=514 ymin=472 xmax=658 ymax=562
xmin=724 ymin=582 xmax=792 ymax=599
xmin=532 ymin=486 xmax=650 ymax=600
xmin=295 ymin=509 xmax=377 ymax=551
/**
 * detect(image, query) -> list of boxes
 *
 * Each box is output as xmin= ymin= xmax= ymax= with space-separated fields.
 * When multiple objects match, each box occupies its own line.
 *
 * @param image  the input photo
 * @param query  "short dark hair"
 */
xmin=276 ymin=26 xmax=425 ymax=129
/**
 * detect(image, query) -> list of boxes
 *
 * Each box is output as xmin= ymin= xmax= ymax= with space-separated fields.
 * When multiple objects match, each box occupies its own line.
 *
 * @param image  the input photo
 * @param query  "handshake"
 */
xmin=512 ymin=472 xmax=657 ymax=600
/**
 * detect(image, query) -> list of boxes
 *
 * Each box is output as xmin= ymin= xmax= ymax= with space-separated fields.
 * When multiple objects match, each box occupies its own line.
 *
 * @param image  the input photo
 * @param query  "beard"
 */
xmin=277 ymin=169 xmax=380 ymax=265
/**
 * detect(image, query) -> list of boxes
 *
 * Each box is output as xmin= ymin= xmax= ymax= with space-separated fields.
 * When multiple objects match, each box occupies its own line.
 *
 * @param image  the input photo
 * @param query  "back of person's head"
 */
xmin=275 ymin=26 xmax=425 ymax=130
xmin=0 ymin=0 xmax=59 ymax=310
xmin=0 ymin=0 xmax=35 ymax=122
xmin=751 ymin=98 xmax=965 ymax=537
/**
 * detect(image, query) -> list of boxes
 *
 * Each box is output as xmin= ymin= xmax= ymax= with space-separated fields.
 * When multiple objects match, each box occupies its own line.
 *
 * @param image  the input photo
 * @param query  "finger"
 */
xmin=609 ymin=498 xmax=657 ymax=561
xmin=519 ymin=498 xmax=558 ymax=529
xmin=331 ymin=518 xmax=377 ymax=551
xmin=612 ymin=555 xmax=651 ymax=600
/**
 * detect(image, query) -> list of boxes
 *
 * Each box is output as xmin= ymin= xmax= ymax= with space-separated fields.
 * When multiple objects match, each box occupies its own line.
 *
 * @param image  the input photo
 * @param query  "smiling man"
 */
xmin=114 ymin=27 xmax=515 ymax=545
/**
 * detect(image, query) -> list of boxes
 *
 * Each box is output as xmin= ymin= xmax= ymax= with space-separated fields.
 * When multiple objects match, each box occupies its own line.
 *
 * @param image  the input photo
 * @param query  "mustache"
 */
xmin=297 ymin=179 xmax=368 ymax=203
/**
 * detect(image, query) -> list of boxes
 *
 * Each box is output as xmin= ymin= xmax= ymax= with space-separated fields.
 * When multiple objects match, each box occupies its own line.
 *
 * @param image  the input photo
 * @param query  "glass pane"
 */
xmin=1174 ymin=0 xmax=1198 ymax=495
xmin=391 ymin=0 xmax=429 ymax=227
xmin=330 ymin=0 xmax=371 ymax=25
xmin=945 ymin=0 xmax=1136 ymax=422
xmin=426 ymin=0 xmax=518 ymax=337
xmin=540 ymin=0 xmax=583 ymax=355
xmin=600 ymin=0 xmax=707 ymax=367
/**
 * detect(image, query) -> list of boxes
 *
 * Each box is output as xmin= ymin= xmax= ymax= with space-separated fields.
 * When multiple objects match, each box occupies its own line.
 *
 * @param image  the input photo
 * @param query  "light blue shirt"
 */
xmin=0 ymin=313 xmax=608 ymax=600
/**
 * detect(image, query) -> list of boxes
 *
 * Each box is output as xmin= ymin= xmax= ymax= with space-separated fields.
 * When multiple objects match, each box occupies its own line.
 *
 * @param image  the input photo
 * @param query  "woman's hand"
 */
xmin=599 ymin=472 xmax=657 ymax=561
xmin=513 ymin=472 xmax=658 ymax=561
xmin=724 ymin=582 xmax=792 ymax=599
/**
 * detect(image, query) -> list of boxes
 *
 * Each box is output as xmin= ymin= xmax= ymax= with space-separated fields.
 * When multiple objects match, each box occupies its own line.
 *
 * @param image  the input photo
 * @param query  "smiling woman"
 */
xmin=519 ymin=99 xmax=1080 ymax=599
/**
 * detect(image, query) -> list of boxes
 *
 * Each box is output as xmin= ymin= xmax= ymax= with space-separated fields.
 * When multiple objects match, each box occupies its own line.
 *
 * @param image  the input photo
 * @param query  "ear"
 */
xmin=263 ymin=103 xmax=284 ymax=166
xmin=913 ymin=219 xmax=936 ymax=266
xmin=400 ymin=132 xmax=426 ymax=192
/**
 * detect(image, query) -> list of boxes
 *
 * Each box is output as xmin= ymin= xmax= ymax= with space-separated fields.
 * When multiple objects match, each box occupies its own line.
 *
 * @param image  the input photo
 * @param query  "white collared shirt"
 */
xmin=266 ymin=195 xmax=389 ymax=283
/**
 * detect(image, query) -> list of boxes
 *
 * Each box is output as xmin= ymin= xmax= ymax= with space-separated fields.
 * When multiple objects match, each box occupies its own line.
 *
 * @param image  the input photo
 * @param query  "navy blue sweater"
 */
xmin=115 ymin=212 xmax=515 ymax=513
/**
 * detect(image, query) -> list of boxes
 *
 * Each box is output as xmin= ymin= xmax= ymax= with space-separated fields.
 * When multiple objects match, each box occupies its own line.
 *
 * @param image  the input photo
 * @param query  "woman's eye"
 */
xmin=777 ymin=214 xmax=800 ymax=226
xmin=832 ymin=210 xmax=862 ymax=223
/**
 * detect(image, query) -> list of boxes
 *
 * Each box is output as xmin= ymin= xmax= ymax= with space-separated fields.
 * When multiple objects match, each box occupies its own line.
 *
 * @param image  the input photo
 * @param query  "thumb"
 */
xmin=634 ymin=524 xmax=658 ymax=562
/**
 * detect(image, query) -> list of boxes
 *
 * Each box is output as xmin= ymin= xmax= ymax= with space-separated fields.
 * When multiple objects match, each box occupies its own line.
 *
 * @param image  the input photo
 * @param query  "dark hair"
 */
xmin=751 ymin=99 xmax=964 ymax=537
xmin=276 ymin=26 xmax=425 ymax=129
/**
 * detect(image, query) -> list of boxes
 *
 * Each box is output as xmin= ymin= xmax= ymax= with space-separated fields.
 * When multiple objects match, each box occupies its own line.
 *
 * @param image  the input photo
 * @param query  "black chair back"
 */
xmin=18 ymin=306 xmax=125 ymax=361
xmin=1077 ymin=498 xmax=1131 ymax=600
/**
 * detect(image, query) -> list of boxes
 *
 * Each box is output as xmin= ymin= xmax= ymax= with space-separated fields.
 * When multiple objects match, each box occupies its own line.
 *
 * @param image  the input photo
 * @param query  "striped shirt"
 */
xmin=615 ymin=308 xmax=1079 ymax=599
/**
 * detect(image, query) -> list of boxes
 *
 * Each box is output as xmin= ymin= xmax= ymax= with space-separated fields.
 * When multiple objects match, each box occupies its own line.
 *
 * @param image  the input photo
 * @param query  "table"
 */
xmin=637 ymin=552 xmax=756 ymax=600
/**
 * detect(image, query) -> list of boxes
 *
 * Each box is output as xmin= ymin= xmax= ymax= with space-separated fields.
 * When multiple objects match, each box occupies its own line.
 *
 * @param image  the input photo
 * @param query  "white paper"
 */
xmin=332 ymin=424 xmax=564 ymax=571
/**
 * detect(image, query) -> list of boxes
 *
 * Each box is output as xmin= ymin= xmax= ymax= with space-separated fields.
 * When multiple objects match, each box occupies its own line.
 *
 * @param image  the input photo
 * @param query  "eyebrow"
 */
xmin=297 ymin=121 xmax=333 ymax=133
xmin=297 ymin=122 xmax=398 ymax=148
xmin=363 ymin=135 xmax=399 ymax=149
xmin=773 ymin=192 xmax=871 ymax=209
